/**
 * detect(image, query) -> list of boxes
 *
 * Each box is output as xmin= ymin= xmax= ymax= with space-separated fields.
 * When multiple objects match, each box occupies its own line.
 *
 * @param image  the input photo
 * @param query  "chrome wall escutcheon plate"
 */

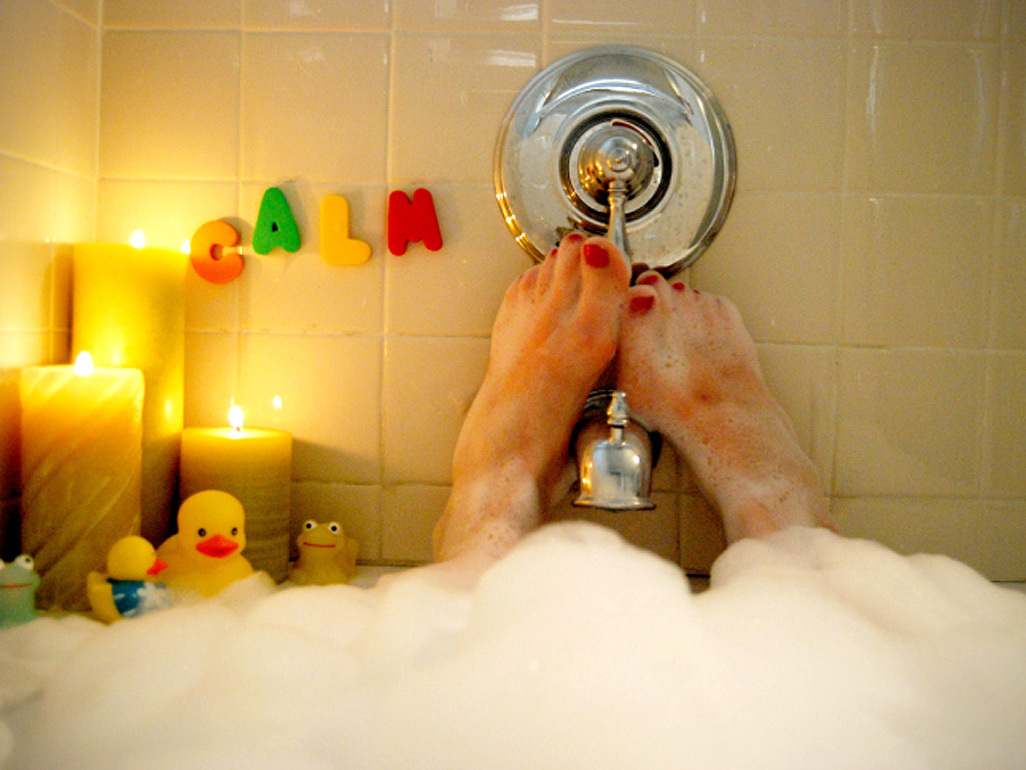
xmin=495 ymin=45 xmax=736 ymax=275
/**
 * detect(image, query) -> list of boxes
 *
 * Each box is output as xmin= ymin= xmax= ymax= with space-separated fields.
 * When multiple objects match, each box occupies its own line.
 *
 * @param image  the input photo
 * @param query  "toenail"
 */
xmin=564 ymin=232 xmax=584 ymax=244
xmin=629 ymin=295 xmax=655 ymax=313
xmin=638 ymin=274 xmax=659 ymax=286
xmin=582 ymin=242 xmax=610 ymax=268
xmin=671 ymin=282 xmax=685 ymax=291
xmin=548 ymin=247 xmax=558 ymax=258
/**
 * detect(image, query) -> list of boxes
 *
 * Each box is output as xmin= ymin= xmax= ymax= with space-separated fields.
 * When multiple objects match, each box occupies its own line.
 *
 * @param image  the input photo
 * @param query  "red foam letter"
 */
xmin=387 ymin=188 xmax=442 ymax=256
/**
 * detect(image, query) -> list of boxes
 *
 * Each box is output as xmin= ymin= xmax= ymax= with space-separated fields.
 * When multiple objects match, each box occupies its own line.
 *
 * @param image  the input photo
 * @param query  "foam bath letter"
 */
xmin=190 ymin=220 xmax=243 ymax=284
xmin=253 ymin=187 xmax=301 ymax=255
xmin=320 ymin=194 xmax=371 ymax=266
xmin=387 ymin=188 xmax=442 ymax=256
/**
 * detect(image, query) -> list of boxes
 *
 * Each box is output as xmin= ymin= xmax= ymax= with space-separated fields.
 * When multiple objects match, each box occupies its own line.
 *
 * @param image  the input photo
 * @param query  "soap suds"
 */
xmin=3 ymin=522 xmax=1025 ymax=769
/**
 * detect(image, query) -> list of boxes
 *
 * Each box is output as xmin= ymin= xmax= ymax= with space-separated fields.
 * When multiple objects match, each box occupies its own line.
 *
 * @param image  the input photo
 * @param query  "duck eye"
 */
xmin=198 ymin=528 xmax=207 ymax=537
xmin=303 ymin=520 xmax=317 ymax=530
xmin=329 ymin=523 xmax=341 ymax=534
xmin=15 ymin=554 xmax=34 ymax=570
xmin=231 ymin=527 xmax=238 ymax=536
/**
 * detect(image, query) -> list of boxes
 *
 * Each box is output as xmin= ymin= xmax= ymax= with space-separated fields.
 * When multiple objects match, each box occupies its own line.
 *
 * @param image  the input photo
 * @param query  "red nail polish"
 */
xmin=548 ymin=247 xmax=558 ymax=258
xmin=582 ymin=242 xmax=610 ymax=268
xmin=672 ymin=282 xmax=685 ymax=291
xmin=629 ymin=295 xmax=655 ymax=313
xmin=564 ymin=232 xmax=584 ymax=244
xmin=638 ymin=274 xmax=659 ymax=286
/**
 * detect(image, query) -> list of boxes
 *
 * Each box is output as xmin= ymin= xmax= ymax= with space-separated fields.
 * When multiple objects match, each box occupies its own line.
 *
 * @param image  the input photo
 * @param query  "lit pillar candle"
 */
xmin=20 ymin=352 xmax=143 ymax=610
xmin=72 ymin=234 xmax=187 ymax=545
xmin=180 ymin=407 xmax=292 ymax=581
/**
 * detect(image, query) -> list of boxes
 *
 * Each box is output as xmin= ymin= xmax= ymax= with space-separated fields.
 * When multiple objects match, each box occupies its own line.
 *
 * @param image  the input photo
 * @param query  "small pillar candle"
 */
xmin=180 ymin=407 xmax=292 ymax=581
xmin=72 ymin=237 xmax=187 ymax=545
xmin=20 ymin=353 xmax=144 ymax=610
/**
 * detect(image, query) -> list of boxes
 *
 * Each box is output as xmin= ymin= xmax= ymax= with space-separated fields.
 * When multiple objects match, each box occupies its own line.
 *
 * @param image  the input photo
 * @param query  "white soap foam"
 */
xmin=3 ymin=522 xmax=1025 ymax=769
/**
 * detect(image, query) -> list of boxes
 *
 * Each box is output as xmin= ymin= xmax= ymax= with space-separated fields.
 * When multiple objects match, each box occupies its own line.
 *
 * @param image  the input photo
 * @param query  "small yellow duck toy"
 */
xmin=288 ymin=520 xmax=358 ymax=586
xmin=87 ymin=536 xmax=172 ymax=623
xmin=157 ymin=490 xmax=254 ymax=597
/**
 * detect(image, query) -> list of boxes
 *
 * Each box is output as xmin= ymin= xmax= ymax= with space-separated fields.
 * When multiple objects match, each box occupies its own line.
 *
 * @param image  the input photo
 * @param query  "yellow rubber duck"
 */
xmin=157 ymin=490 xmax=254 ymax=597
xmin=87 ymin=536 xmax=172 ymax=623
xmin=288 ymin=520 xmax=358 ymax=586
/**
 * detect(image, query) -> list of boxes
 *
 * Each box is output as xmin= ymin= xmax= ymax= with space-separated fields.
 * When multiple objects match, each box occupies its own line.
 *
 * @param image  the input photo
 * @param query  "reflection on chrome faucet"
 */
xmin=573 ymin=390 xmax=660 ymax=511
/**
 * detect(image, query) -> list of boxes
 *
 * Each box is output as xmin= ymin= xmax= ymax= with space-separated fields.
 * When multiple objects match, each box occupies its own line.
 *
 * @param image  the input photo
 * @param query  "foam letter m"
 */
xmin=387 ymin=188 xmax=442 ymax=256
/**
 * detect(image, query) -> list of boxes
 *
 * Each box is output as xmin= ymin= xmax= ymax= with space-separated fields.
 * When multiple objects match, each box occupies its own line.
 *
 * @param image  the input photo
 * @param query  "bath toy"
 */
xmin=0 ymin=554 xmax=40 ymax=628
xmin=387 ymin=188 xmax=442 ymax=255
xmin=252 ymin=186 xmax=301 ymax=255
xmin=157 ymin=490 xmax=254 ymax=597
xmin=321 ymin=194 xmax=371 ymax=266
xmin=190 ymin=219 xmax=243 ymax=284
xmin=289 ymin=520 xmax=358 ymax=586
xmin=87 ymin=536 xmax=172 ymax=623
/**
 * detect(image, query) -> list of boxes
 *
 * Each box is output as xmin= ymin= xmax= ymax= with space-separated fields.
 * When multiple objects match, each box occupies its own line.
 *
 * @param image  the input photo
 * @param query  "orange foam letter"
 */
xmin=190 ymin=220 xmax=243 ymax=284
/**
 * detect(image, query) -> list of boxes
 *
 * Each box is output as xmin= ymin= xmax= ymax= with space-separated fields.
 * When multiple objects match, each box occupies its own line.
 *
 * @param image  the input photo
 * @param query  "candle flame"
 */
xmin=74 ymin=351 xmax=95 ymax=376
xmin=273 ymin=395 xmax=282 ymax=410
xmin=181 ymin=239 xmax=191 ymax=255
xmin=229 ymin=404 xmax=244 ymax=431
xmin=130 ymin=230 xmax=146 ymax=249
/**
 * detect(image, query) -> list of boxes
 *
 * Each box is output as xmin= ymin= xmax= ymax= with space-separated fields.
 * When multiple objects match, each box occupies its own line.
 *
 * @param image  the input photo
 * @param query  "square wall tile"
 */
xmin=845 ymin=42 xmax=1000 ymax=194
xmin=693 ymin=191 xmax=840 ymax=344
xmin=382 ymin=484 xmax=451 ymax=562
xmin=55 ymin=9 xmax=99 ymax=176
xmin=291 ymin=481 xmax=382 ymax=562
xmin=831 ymin=497 xmax=999 ymax=577
xmin=56 ymin=0 xmax=99 ymax=25
xmin=0 ymin=157 xmax=55 ymax=244
xmin=386 ymin=184 xmax=531 ymax=336
xmin=992 ymin=200 xmax=1026 ymax=349
xmin=0 ymin=242 xmax=58 ymax=332
xmin=694 ymin=39 xmax=846 ymax=192
xmin=680 ymin=494 xmax=727 ymax=574
xmin=1005 ymin=1 xmax=1026 ymax=41
xmin=98 ymin=179 xmax=239 ymax=251
xmin=104 ymin=0 xmax=241 ymax=28
xmin=101 ymin=31 xmax=240 ymax=180
xmin=973 ymin=500 xmax=1026 ymax=579
xmin=835 ymin=348 xmax=984 ymax=497
xmin=239 ymin=182 xmax=385 ymax=335
xmin=1000 ymin=44 xmax=1026 ymax=195
xmin=240 ymin=32 xmax=388 ymax=184
xmin=548 ymin=0 xmax=695 ymax=35
xmin=244 ymin=0 xmax=390 ymax=31
xmin=238 ymin=333 xmax=383 ymax=483
xmin=984 ymin=353 xmax=1026 ymax=496
xmin=849 ymin=0 xmax=1001 ymax=41
xmin=395 ymin=0 xmax=539 ymax=31
xmin=184 ymin=330 xmax=238 ymax=428
xmin=549 ymin=491 xmax=680 ymax=565
xmin=757 ymin=343 xmax=837 ymax=493
xmin=840 ymin=195 xmax=992 ymax=348
xmin=52 ymin=171 xmax=96 ymax=244
xmin=390 ymin=33 xmax=542 ymax=184
xmin=0 ymin=0 xmax=62 ymax=165
xmin=696 ymin=0 xmax=844 ymax=37
xmin=383 ymin=336 xmax=490 ymax=484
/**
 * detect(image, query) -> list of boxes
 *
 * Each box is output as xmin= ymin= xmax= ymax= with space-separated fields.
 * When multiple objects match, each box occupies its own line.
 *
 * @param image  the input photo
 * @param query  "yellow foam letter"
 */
xmin=320 ymin=194 xmax=371 ymax=266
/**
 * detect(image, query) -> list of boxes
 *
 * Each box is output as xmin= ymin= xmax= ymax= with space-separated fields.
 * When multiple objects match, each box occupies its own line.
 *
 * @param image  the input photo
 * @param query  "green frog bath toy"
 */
xmin=0 ymin=554 xmax=40 ymax=628
xmin=289 ymin=520 xmax=358 ymax=586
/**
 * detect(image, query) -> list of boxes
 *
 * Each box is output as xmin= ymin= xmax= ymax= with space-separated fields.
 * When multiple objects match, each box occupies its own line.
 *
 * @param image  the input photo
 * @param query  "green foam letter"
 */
xmin=253 ymin=187 xmax=301 ymax=255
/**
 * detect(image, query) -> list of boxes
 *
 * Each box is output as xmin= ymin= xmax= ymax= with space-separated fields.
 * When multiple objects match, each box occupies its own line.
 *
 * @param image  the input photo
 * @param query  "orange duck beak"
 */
xmin=147 ymin=558 xmax=169 ymax=576
xmin=195 ymin=534 xmax=239 ymax=558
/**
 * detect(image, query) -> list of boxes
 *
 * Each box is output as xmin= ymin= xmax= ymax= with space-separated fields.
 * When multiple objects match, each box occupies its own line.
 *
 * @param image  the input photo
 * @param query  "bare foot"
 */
xmin=616 ymin=273 xmax=832 ymax=542
xmin=433 ymin=235 xmax=631 ymax=561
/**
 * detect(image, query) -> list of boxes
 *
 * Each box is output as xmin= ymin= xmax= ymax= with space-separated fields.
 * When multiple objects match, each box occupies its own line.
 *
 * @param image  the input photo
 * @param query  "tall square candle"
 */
xmin=20 ymin=355 xmax=143 ymax=610
xmin=72 ymin=242 xmax=187 ymax=544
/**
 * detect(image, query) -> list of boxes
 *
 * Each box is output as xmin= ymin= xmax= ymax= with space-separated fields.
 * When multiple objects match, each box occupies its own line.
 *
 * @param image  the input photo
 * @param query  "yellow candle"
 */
xmin=72 ymin=238 xmax=187 ymax=545
xmin=180 ymin=408 xmax=292 ymax=581
xmin=20 ymin=353 xmax=144 ymax=610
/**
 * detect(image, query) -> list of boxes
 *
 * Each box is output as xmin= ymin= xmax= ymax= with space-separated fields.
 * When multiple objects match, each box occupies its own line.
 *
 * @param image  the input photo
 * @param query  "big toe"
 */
xmin=578 ymin=236 xmax=630 ymax=320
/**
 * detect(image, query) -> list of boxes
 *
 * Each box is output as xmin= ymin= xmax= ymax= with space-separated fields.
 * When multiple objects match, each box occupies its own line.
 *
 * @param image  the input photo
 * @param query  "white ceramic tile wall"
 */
xmin=1 ymin=0 xmax=1025 ymax=579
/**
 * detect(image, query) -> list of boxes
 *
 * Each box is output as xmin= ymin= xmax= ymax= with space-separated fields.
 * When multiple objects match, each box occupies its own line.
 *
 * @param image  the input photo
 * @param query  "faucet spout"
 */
xmin=573 ymin=390 xmax=659 ymax=511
